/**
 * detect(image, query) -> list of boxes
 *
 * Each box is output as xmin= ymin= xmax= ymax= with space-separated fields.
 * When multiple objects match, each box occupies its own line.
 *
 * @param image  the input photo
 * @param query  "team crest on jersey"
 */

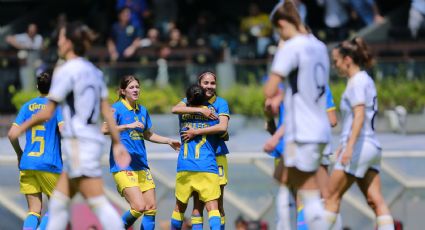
xmin=129 ymin=130 xmax=144 ymax=140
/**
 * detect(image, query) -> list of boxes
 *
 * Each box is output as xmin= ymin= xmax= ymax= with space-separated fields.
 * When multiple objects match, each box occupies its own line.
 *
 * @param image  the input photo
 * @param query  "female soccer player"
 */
xmin=8 ymin=69 xmax=63 ymax=230
xmin=8 ymin=22 xmax=131 ymax=230
xmin=102 ymin=75 xmax=180 ymax=230
xmin=170 ymin=84 xmax=223 ymax=230
xmin=264 ymin=1 xmax=331 ymax=228
xmin=323 ymin=37 xmax=394 ymax=230
xmin=171 ymin=71 xmax=230 ymax=229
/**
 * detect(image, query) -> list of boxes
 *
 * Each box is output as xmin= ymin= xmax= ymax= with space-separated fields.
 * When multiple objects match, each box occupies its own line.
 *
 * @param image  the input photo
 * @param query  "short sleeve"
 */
xmin=48 ymin=68 xmax=73 ymax=103
xmin=181 ymin=98 xmax=188 ymax=104
xmin=217 ymin=99 xmax=230 ymax=118
xmin=270 ymin=45 xmax=298 ymax=78
xmin=325 ymin=85 xmax=336 ymax=110
xmin=347 ymin=78 xmax=367 ymax=107
xmin=14 ymin=104 xmax=28 ymax=126
xmin=56 ymin=106 xmax=64 ymax=126
xmin=100 ymin=76 xmax=108 ymax=99
xmin=145 ymin=110 xmax=152 ymax=130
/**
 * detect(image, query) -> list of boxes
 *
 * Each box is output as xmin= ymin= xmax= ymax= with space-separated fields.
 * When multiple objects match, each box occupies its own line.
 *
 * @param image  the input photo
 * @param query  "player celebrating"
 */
xmin=323 ymin=37 xmax=395 ymax=230
xmin=171 ymin=71 xmax=230 ymax=229
xmin=8 ymin=22 xmax=131 ymax=230
xmin=170 ymin=84 xmax=225 ymax=230
xmin=103 ymin=75 xmax=180 ymax=230
xmin=264 ymin=1 xmax=331 ymax=228
xmin=8 ymin=69 xmax=63 ymax=230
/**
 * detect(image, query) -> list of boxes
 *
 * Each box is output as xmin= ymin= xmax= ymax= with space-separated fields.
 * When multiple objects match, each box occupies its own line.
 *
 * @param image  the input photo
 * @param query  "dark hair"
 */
xmin=186 ymin=84 xmax=207 ymax=106
xmin=37 ymin=68 xmax=53 ymax=94
xmin=197 ymin=71 xmax=216 ymax=84
xmin=336 ymin=37 xmax=374 ymax=69
xmin=270 ymin=0 xmax=302 ymax=30
xmin=118 ymin=75 xmax=140 ymax=100
xmin=63 ymin=21 xmax=93 ymax=56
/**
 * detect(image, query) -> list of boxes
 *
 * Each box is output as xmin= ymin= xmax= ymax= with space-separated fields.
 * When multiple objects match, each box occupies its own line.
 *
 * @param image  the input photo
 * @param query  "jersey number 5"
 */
xmin=28 ymin=125 xmax=45 ymax=157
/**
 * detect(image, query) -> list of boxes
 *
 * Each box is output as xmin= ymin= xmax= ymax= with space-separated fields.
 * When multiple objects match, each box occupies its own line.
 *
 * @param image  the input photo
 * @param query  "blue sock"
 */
xmin=208 ymin=210 xmax=221 ymax=230
xmin=220 ymin=216 xmax=225 ymax=230
xmin=38 ymin=212 xmax=49 ymax=230
xmin=122 ymin=209 xmax=142 ymax=229
xmin=297 ymin=206 xmax=309 ymax=230
xmin=23 ymin=212 xmax=40 ymax=230
xmin=141 ymin=210 xmax=156 ymax=230
xmin=171 ymin=211 xmax=184 ymax=230
xmin=191 ymin=215 xmax=203 ymax=230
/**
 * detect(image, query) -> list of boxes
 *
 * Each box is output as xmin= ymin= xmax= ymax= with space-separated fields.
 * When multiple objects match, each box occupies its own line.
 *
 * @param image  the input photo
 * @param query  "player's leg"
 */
xmin=141 ymin=188 xmax=156 ymax=230
xmin=274 ymin=157 xmax=291 ymax=230
xmin=204 ymin=200 xmax=221 ymax=230
xmin=218 ymin=185 xmax=225 ymax=230
xmin=171 ymin=199 xmax=188 ymax=230
xmin=357 ymin=170 xmax=394 ymax=230
xmin=171 ymin=172 xmax=191 ymax=230
xmin=113 ymin=170 xmax=145 ymax=228
xmin=20 ymin=170 xmax=42 ymax=230
xmin=37 ymin=171 xmax=60 ymax=230
xmin=216 ymin=155 xmax=228 ymax=230
xmin=46 ymin=172 xmax=74 ymax=230
xmin=191 ymin=192 xmax=205 ymax=230
xmin=198 ymin=172 xmax=221 ymax=230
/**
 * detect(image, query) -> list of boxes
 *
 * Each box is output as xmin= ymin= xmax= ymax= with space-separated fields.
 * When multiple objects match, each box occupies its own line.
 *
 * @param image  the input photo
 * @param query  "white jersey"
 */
xmin=49 ymin=57 xmax=108 ymax=143
xmin=340 ymin=71 xmax=381 ymax=148
xmin=271 ymin=34 xmax=331 ymax=143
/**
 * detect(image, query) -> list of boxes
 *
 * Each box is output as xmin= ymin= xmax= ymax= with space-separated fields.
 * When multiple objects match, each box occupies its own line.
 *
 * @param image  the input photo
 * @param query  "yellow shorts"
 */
xmin=20 ymin=170 xmax=60 ymax=196
xmin=274 ymin=157 xmax=281 ymax=168
xmin=113 ymin=169 xmax=156 ymax=196
xmin=216 ymin=155 xmax=228 ymax=186
xmin=175 ymin=171 xmax=220 ymax=204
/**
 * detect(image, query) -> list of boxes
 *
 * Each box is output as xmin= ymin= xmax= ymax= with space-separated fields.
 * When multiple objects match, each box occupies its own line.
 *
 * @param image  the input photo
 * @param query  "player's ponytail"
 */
xmin=336 ymin=37 xmax=374 ymax=69
xmin=186 ymin=84 xmax=206 ymax=106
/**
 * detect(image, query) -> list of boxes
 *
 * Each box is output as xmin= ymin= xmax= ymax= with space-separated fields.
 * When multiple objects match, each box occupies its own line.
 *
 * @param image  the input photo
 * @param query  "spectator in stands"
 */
xmin=153 ymin=0 xmax=178 ymax=37
xmin=49 ymin=13 xmax=68 ymax=47
xmin=116 ymin=0 xmax=151 ymax=36
xmin=240 ymin=2 xmax=272 ymax=57
xmin=107 ymin=7 xmax=142 ymax=62
xmin=188 ymin=11 xmax=214 ymax=47
xmin=348 ymin=0 xmax=384 ymax=26
xmin=6 ymin=23 xmax=43 ymax=91
xmin=323 ymin=0 xmax=350 ymax=41
xmin=140 ymin=28 xmax=161 ymax=48
xmin=168 ymin=28 xmax=187 ymax=48
xmin=409 ymin=0 xmax=425 ymax=38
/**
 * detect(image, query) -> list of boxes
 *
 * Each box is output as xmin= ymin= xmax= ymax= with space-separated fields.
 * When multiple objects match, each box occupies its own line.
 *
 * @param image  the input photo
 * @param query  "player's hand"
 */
xmin=167 ymin=138 xmax=181 ymax=151
xmin=199 ymin=107 xmax=218 ymax=120
xmin=113 ymin=143 xmax=131 ymax=169
xmin=8 ymin=127 xmax=23 ymax=141
xmin=340 ymin=147 xmax=353 ymax=166
xmin=126 ymin=121 xmax=144 ymax=130
xmin=263 ymin=135 xmax=279 ymax=153
xmin=181 ymin=127 xmax=197 ymax=142
xmin=110 ymin=50 xmax=119 ymax=62
xmin=123 ymin=46 xmax=136 ymax=58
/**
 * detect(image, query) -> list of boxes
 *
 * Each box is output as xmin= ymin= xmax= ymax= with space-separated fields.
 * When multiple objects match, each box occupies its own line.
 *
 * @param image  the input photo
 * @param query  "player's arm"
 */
xmin=7 ymin=124 xmax=23 ymax=161
xmin=181 ymin=115 xmax=229 ymax=141
xmin=8 ymin=100 xmax=57 ymax=140
xmin=171 ymin=102 xmax=218 ymax=120
xmin=6 ymin=35 xmax=26 ymax=49
xmin=102 ymin=122 xmax=143 ymax=134
xmin=341 ymin=105 xmax=365 ymax=165
xmin=327 ymin=107 xmax=338 ymax=127
xmin=263 ymin=73 xmax=282 ymax=99
xmin=143 ymin=130 xmax=180 ymax=151
xmin=263 ymin=124 xmax=285 ymax=153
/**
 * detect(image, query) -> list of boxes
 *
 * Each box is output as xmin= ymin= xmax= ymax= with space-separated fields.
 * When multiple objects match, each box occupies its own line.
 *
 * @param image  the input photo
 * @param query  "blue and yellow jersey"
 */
xmin=177 ymin=103 xmax=220 ymax=174
xmin=182 ymin=95 xmax=230 ymax=156
xmin=326 ymin=85 xmax=336 ymax=112
xmin=109 ymin=99 xmax=152 ymax=173
xmin=14 ymin=97 xmax=63 ymax=173
xmin=270 ymin=102 xmax=285 ymax=158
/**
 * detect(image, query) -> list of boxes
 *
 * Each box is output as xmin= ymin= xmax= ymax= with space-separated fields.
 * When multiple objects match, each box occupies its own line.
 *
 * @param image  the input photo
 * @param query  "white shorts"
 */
xmin=333 ymin=141 xmax=381 ymax=178
xmin=284 ymin=142 xmax=325 ymax=172
xmin=62 ymin=138 xmax=103 ymax=179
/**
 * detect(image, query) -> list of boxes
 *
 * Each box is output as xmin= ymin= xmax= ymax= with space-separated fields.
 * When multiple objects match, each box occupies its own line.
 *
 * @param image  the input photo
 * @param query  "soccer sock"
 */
xmin=122 ymin=209 xmax=143 ymax=229
xmin=23 ymin=212 xmax=40 ymax=230
xmin=38 ymin=212 xmax=49 ymax=230
xmin=322 ymin=210 xmax=338 ymax=230
xmin=276 ymin=185 xmax=291 ymax=230
xmin=332 ymin=213 xmax=343 ymax=230
xmin=46 ymin=191 xmax=70 ymax=230
xmin=377 ymin=215 xmax=395 ymax=230
xmin=220 ymin=216 xmax=225 ymax=230
xmin=171 ymin=211 xmax=184 ymax=230
xmin=191 ymin=214 xmax=203 ymax=230
xmin=208 ymin=210 xmax=221 ymax=230
xmin=297 ymin=205 xmax=308 ymax=230
xmin=299 ymin=190 xmax=326 ymax=229
xmin=87 ymin=195 xmax=124 ymax=230
xmin=141 ymin=209 xmax=156 ymax=230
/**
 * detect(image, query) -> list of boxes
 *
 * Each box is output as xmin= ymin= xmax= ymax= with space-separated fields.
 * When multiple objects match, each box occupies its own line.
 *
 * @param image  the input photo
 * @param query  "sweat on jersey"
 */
xmin=271 ymin=34 xmax=331 ymax=143
xmin=109 ymin=99 xmax=152 ymax=172
xmin=14 ymin=97 xmax=63 ymax=173
xmin=48 ymin=57 xmax=108 ymax=143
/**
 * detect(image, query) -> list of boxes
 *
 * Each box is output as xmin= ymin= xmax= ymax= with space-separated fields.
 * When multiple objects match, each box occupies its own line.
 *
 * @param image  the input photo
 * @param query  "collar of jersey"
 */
xmin=121 ymin=99 xmax=139 ymax=111
xmin=208 ymin=95 xmax=217 ymax=104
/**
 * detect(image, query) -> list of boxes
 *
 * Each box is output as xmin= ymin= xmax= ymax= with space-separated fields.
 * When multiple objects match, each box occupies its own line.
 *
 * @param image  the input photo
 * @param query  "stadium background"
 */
xmin=0 ymin=0 xmax=424 ymax=229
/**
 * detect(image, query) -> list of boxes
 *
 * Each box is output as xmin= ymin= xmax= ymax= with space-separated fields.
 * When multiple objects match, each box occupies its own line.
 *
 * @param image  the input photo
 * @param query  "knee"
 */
xmin=145 ymin=203 xmax=156 ymax=212
xmin=130 ymin=201 xmax=145 ymax=213
xmin=366 ymin=194 xmax=386 ymax=213
xmin=192 ymin=208 xmax=202 ymax=216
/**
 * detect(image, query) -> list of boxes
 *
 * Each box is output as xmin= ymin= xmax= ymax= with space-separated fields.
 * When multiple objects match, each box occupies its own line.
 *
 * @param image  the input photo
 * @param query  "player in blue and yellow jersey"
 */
xmin=170 ymin=84 xmax=225 ymax=230
xmin=103 ymin=75 xmax=180 ymax=230
xmin=8 ymin=69 xmax=63 ymax=230
xmin=171 ymin=71 xmax=230 ymax=230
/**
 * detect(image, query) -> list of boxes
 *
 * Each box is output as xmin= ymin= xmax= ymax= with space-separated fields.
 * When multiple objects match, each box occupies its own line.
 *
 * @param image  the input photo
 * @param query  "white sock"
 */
xmin=87 ymin=195 xmax=125 ymax=230
xmin=276 ymin=185 xmax=291 ymax=230
xmin=46 ymin=191 xmax=70 ymax=230
xmin=377 ymin=215 xmax=395 ymax=230
xmin=332 ymin=213 xmax=343 ymax=230
xmin=299 ymin=190 xmax=327 ymax=230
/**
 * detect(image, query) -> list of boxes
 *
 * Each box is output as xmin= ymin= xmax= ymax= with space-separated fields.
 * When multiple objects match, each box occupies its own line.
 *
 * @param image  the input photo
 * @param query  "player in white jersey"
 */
xmin=323 ymin=37 xmax=394 ymax=230
xmin=264 ymin=1 xmax=331 ymax=229
xmin=8 ymin=22 xmax=130 ymax=230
